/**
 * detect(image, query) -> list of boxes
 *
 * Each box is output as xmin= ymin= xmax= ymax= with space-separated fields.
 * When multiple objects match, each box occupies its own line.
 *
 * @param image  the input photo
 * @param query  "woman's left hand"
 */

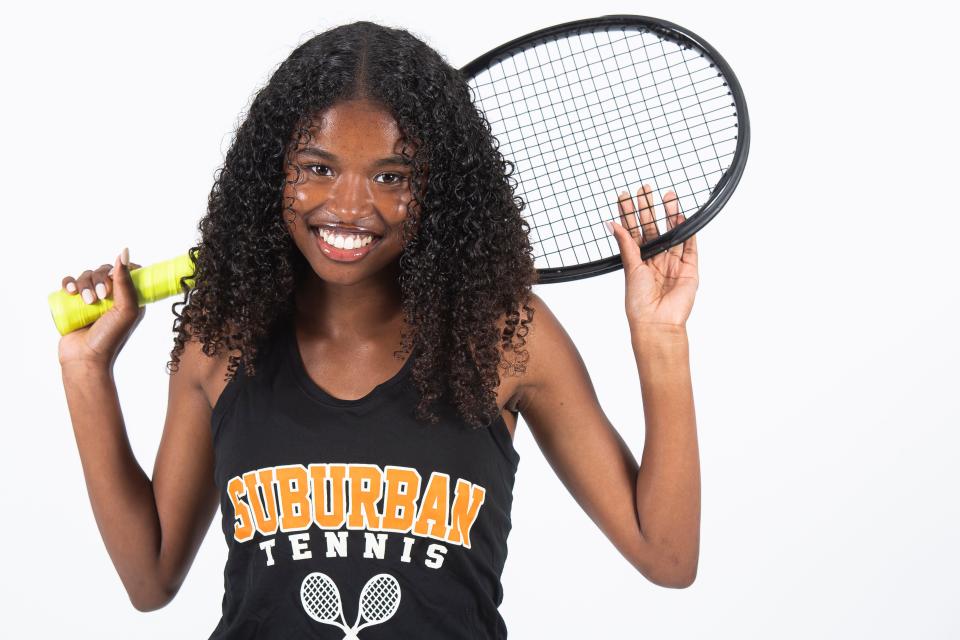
xmin=606 ymin=184 xmax=699 ymax=332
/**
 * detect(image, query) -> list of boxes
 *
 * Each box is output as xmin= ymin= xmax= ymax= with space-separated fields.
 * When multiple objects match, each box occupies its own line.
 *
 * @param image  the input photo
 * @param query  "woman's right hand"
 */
xmin=58 ymin=247 xmax=145 ymax=370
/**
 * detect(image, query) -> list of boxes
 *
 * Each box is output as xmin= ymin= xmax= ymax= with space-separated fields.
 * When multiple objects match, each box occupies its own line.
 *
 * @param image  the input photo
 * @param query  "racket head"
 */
xmin=357 ymin=573 xmax=401 ymax=626
xmin=300 ymin=571 xmax=345 ymax=626
xmin=461 ymin=14 xmax=750 ymax=282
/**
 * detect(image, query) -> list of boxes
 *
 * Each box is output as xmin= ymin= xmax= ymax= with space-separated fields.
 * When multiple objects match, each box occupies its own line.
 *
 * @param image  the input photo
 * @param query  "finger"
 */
xmin=110 ymin=248 xmax=139 ymax=311
xmin=617 ymin=191 xmax=642 ymax=245
xmin=61 ymin=275 xmax=79 ymax=295
xmin=107 ymin=261 xmax=140 ymax=278
xmin=664 ymin=190 xmax=680 ymax=229
xmin=637 ymin=184 xmax=659 ymax=242
xmin=75 ymin=269 xmax=97 ymax=305
xmin=92 ymin=263 xmax=114 ymax=301
xmin=681 ymin=217 xmax=698 ymax=268
xmin=606 ymin=219 xmax=640 ymax=270
xmin=663 ymin=191 xmax=683 ymax=259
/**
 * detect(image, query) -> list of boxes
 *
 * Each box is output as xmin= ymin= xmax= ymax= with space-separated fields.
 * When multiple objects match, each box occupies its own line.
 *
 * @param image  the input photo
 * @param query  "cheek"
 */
xmin=283 ymin=180 xmax=315 ymax=212
xmin=281 ymin=181 xmax=312 ymax=236
xmin=388 ymin=190 xmax=413 ymax=220
xmin=283 ymin=165 xmax=328 ymax=208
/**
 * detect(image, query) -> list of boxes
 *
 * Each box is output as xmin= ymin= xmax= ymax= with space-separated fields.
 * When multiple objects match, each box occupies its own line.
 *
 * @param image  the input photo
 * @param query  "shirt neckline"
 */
xmin=284 ymin=317 xmax=417 ymax=408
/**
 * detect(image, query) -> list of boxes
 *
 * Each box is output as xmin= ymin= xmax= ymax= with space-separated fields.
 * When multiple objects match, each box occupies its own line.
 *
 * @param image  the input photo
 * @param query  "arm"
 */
xmin=631 ymin=327 xmax=699 ymax=586
xmin=516 ymin=185 xmax=701 ymax=587
xmin=61 ymin=331 xmax=220 ymax=611
xmin=516 ymin=297 xmax=699 ymax=588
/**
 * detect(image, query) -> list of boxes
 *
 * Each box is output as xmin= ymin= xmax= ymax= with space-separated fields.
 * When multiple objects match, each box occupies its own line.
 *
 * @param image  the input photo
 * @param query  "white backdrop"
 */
xmin=2 ymin=0 xmax=957 ymax=637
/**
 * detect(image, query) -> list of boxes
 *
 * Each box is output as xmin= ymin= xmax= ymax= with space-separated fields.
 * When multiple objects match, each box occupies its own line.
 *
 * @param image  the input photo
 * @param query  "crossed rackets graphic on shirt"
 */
xmin=300 ymin=572 xmax=401 ymax=639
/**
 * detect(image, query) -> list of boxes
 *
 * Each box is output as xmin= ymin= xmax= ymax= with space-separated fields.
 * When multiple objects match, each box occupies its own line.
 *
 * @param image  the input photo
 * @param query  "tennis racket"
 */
xmin=300 ymin=571 xmax=352 ymax=635
xmin=48 ymin=14 xmax=748 ymax=332
xmin=300 ymin=572 xmax=401 ymax=639
xmin=462 ymin=14 xmax=749 ymax=282
xmin=349 ymin=573 xmax=402 ymax=634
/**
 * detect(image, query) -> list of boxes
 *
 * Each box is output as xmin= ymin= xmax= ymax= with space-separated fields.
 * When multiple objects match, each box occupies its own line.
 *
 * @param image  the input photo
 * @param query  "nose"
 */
xmin=326 ymin=172 xmax=374 ymax=222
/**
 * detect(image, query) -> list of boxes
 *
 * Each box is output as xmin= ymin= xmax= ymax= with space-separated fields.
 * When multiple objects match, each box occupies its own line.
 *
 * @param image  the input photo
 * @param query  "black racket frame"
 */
xmin=460 ymin=14 xmax=750 ymax=283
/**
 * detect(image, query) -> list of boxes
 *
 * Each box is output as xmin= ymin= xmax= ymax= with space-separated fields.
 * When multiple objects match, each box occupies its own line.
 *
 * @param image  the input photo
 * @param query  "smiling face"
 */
xmin=282 ymin=98 xmax=416 ymax=286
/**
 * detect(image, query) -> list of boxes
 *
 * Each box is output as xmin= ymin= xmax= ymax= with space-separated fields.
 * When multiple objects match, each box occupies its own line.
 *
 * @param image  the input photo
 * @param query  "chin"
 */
xmin=306 ymin=253 xmax=403 ymax=286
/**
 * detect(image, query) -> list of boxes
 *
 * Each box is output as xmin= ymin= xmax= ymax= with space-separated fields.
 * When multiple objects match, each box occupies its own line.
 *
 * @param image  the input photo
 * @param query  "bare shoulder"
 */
xmin=493 ymin=291 xmax=573 ymax=413
xmin=173 ymin=322 xmax=239 ymax=413
xmin=504 ymin=294 xmax=589 ymax=412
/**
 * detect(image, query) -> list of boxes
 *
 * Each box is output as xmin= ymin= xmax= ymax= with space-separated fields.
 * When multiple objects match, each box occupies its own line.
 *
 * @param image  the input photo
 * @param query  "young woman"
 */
xmin=58 ymin=21 xmax=700 ymax=639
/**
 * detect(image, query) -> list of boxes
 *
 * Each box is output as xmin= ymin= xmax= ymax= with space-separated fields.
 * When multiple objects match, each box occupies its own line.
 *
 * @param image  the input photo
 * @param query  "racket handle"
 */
xmin=47 ymin=252 xmax=197 ymax=336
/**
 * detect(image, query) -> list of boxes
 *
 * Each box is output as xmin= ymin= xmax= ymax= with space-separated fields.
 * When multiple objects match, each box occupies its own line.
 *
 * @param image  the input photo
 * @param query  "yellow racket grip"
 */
xmin=48 ymin=252 xmax=197 ymax=336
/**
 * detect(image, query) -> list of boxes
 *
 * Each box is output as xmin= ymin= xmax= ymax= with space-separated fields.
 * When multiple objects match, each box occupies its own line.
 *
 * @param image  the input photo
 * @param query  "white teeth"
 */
xmin=318 ymin=228 xmax=376 ymax=250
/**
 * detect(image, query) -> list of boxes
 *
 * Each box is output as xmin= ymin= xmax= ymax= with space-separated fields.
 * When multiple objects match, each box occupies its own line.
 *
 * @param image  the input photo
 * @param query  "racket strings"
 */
xmin=359 ymin=575 xmax=401 ymax=622
xmin=470 ymin=38 xmax=728 ymax=133
xmin=301 ymin=574 xmax=342 ymax=622
xmin=468 ymin=25 xmax=739 ymax=270
xmin=519 ymin=119 xmax=735 ymax=252
xmin=514 ymin=117 xmax=735 ymax=212
xmin=647 ymin=35 xmax=729 ymax=210
xmin=534 ymin=181 xmax=720 ymax=264
xmin=493 ymin=93 xmax=734 ymax=171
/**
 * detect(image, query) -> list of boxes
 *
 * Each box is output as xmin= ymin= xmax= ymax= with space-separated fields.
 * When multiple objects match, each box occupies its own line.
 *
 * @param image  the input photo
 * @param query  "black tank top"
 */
xmin=207 ymin=317 xmax=520 ymax=639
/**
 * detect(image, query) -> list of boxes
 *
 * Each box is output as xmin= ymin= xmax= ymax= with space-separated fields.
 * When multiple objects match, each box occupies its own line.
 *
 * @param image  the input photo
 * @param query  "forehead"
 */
xmin=299 ymin=99 xmax=404 ymax=151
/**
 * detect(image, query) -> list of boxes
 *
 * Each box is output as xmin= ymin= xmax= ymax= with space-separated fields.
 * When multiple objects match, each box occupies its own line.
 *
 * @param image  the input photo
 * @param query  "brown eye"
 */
xmin=307 ymin=164 xmax=333 ymax=177
xmin=375 ymin=172 xmax=406 ymax=185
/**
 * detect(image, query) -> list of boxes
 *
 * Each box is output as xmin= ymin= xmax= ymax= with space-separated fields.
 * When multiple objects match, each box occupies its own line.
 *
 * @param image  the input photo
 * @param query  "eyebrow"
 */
xmin=296 ymin=147 xmax=412 ymax=168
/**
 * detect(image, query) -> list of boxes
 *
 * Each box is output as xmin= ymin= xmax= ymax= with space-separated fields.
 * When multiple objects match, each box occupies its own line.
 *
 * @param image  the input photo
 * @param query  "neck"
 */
xmin=293 ymin=261 xmax=407 ymax=345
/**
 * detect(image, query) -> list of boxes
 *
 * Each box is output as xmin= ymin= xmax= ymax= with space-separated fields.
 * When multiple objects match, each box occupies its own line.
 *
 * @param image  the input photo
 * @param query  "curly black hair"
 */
xmin=167 ymin=20 xmax=538 ymax=428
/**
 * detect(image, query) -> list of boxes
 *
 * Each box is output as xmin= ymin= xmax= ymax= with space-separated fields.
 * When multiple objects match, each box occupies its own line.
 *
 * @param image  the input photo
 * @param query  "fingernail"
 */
xmin=121 ymin=247 xmax=129 ymax=266
xmin=95 ymin=283 xmax=107 ymax=300
xmin=605 ymin=220 xmax=615 ymax=234
xmin=66 ymin=282 xmax=77 ymax=293
xmin=81 ymin=289 xmax=94 ymax=304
